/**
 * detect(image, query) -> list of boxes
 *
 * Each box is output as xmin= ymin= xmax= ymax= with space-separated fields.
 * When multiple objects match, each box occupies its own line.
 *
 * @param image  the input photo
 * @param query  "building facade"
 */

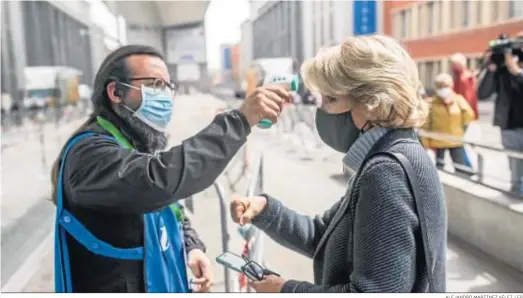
xmin=0 ymin=0 xmax=125 ymax=103
xmin=302 ymin=0 xmax=384 ymax=60
xmin=239 ymin=19 xmax=253 ymax=81
xmin=251 ymin=0 xmax=304 ymax=71
xmin=384 ymin=0 xmax=523 ymax=88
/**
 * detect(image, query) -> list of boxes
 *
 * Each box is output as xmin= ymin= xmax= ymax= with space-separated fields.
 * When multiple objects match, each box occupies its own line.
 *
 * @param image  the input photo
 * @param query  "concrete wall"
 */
xmin=441 ymin=171 xmax=523 ymax=273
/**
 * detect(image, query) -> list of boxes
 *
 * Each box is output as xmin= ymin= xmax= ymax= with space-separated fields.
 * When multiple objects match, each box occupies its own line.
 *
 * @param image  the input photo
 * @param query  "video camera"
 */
xmin=489 ymin=34 xmax=523 ymax=65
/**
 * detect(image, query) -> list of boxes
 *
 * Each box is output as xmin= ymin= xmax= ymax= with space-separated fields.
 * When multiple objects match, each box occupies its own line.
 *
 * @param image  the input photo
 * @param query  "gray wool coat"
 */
xmin=252 ymin=129 xmax=447 ymax=293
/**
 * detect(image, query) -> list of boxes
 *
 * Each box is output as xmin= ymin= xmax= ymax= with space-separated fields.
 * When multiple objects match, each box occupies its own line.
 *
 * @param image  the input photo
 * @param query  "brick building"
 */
xmin=383 ymin=0 xmax=523 ymax=88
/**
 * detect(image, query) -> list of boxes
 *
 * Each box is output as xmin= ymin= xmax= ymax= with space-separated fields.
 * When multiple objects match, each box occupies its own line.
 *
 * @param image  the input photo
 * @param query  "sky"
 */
xmin=205 ymin=0 xmax=250 ymax=70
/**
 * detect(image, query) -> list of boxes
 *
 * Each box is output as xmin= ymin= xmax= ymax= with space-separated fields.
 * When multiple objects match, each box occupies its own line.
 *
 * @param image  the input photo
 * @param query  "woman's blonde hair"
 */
xmin=300 ymin=34 xmax=428 ymax=128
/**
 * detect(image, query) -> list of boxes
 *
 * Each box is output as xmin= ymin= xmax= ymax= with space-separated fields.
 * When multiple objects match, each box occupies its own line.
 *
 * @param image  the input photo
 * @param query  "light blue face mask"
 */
xmin=121 ymin=84 xmax=174 ymax=132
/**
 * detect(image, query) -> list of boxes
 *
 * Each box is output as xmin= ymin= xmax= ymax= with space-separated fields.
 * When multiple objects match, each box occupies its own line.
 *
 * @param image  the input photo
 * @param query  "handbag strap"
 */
xmin=380 ymin=152 xmax=436 ymax=292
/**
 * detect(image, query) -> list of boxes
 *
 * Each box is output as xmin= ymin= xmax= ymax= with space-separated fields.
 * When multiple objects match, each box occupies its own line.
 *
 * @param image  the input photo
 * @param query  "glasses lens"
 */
xmin=153 ymin=79 xmax=167 ymax=93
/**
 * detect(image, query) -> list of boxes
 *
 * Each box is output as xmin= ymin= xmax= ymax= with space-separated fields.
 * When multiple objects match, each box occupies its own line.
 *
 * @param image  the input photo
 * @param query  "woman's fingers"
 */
xmin=240 ymin=206 xmax=259 ymax=225
xmin=230 ymin=195 xmax=248 ymax=224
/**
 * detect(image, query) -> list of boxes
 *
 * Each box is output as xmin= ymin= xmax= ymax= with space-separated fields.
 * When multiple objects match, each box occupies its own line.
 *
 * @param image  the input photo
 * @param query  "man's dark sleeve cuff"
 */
xmin=230 ymin=109 xmax=252 ymax=134
xmin=185 ymin=238 xmax=206 ymax=253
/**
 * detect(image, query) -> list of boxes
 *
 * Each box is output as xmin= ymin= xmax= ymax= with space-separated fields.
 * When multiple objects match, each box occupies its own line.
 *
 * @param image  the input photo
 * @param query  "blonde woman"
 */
xmin=230 ymin=35 xmax=447 ymax=293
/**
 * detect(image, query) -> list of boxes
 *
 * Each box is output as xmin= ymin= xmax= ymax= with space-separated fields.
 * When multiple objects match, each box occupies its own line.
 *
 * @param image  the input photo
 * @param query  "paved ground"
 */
xmin=8 ymin=92 xmax=523 ymax=293
xmin=1 ymin=114 xmax=88 ymax=289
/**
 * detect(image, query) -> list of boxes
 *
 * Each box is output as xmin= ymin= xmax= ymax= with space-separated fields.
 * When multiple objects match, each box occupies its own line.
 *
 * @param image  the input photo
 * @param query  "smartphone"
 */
xmin=215 ymin=252 xmax=248 ymax=273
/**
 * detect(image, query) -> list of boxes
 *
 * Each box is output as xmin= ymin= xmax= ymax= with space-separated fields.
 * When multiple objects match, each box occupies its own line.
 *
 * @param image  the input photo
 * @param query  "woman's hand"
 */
xmin=230 ymin=195 xmax=267 ymax=225
xmin=187 ymin=249 xmax=213 ymax=292
xmin=249 ymin=275 xmax=286 ymax=293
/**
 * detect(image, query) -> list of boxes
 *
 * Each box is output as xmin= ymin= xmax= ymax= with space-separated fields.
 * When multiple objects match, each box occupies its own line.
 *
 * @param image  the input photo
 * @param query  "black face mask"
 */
xmin=315 ymin=108 xmax=361 ymax=153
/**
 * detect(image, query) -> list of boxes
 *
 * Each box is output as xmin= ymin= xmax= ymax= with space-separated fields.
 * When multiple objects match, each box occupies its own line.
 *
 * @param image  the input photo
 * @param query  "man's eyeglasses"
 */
xmin=240 ymin=254 xmax=265 ymax=282
xmin=129 ymin=77 xmax=178 ymax=95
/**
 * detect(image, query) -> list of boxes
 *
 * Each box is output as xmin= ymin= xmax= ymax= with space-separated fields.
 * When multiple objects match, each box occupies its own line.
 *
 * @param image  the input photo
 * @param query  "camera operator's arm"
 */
xmin=477 ymin=52 xmax=497 ymax=99
xmin=505 ymin=52 xmax=523 ymax=85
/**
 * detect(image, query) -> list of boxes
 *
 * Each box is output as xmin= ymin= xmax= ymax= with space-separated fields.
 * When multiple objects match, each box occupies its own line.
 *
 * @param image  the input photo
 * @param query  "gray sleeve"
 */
xmin=252 ymin=194 xmax=341 ymax=258
xmin=65 ymin=110 xmax=250 ymax=214
xmin=281 ymin=158 xmax=419 ymax=293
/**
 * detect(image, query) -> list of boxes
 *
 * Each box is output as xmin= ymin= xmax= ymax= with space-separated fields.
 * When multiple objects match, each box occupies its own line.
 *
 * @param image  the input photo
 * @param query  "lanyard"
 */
xmin=95 ymin=116 xmax=183 ymax=222
xmin=96 ymin=116 xmax=134 ymax=149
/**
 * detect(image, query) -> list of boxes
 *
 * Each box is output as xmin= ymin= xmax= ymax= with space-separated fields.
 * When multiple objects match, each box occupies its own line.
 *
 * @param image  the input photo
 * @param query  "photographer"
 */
xmin=478 ymin=32 xmax=523 ymax=194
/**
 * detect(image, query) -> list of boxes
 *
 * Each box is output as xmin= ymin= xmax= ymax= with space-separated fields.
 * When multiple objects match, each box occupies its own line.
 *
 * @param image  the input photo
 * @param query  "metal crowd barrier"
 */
xmin=418 ymin=129 xmax=523 ymax=196
xmin=208 ymin=152 xmax=265 ymax=293
xmin=242 ymin=155 xmax=265 ymax=293
xmin=210 ymin=181 xmax=232 ymax=292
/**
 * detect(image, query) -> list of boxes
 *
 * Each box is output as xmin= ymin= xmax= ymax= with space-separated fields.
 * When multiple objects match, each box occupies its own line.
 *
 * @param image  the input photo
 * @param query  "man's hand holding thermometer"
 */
xmin=258 ymin=74 xmax=299 ymax=129
xmin=238 ymin=75 xmax=296 ymax=128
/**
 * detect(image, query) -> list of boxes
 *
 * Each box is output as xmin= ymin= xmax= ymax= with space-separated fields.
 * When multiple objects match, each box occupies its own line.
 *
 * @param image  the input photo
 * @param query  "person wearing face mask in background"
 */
xmin=228 ymin=35 xmax=447 ymax=293
xmin=421 ymin=73 xmax=475 ymax=176
xmin=50 ymin=45 xmax=290 ymax=293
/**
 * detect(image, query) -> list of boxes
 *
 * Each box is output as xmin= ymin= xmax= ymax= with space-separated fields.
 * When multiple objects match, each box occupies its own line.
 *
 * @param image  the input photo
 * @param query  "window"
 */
xmin=319 ymin=1 xmax=324 ymax=45
xmin=400 ymin=10 xmax=407 ymax=38
xmin=509 ymin=0 xmax=523 ymax=18
xmin=328 ymin=0 xmax=334 ymax=43
xmin=476 ymin=0 xmax=483 ymax=25
xmin=492 ymin=0 xmax=500 ymax=22
xmin=435 ymin=60 xmax=442 ymax=76
xmin=462 ymin=0 xmax=470 ymax=27
xmin=420 ymin=4 xmax=426 ymax=37
xmin=475 ymin=57 xmax=484 ymax=69
xmin=426 ymin=61 xmax=435 ymax=87
xmin=436 ymin=1 xmax=442 ymax=33
xmin=427 ymin=1 xmax=434 ymax=35
xmin=466 ymin=57 xmax=473 ymax=69
xmin=450 ymin=1 xmax=457 ymax=29
xmin=312 ymin=15 xmax=317 ymax=55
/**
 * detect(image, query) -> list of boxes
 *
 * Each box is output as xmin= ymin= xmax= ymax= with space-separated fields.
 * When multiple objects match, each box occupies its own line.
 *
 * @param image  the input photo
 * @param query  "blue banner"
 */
xmin=223 ymin=47 xmax=232 ymax=70
xmin=353 ymin=0 xmax=377 ymax=36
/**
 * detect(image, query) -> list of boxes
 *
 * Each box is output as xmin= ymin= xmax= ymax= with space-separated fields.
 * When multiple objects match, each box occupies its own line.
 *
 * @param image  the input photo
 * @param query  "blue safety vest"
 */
xmin=54 ymin=131 xmax=190 ymax=293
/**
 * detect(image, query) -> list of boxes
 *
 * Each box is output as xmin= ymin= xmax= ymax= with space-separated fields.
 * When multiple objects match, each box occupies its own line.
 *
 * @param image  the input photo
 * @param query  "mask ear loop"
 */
xmin=114 ymin=81 xmax=143 ymax=114
xmin=360 ymin=120 xmax=371 ymax=134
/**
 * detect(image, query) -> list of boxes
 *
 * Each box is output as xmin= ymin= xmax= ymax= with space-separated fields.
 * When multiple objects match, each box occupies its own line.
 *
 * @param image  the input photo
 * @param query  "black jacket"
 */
xmin=62 ymin=107 xmax=251 ymax=292
xmin=477 ymin=67 xmax=523 ymax=130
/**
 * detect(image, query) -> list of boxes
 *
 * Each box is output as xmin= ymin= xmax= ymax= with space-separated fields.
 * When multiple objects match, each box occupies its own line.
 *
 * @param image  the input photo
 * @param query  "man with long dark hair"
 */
xmin=51 ymin=45 xmax=289 ymax=292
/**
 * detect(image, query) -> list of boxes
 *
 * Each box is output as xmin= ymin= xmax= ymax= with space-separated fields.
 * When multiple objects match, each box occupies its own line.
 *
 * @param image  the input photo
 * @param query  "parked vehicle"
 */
xmin=23 ymin=66 xmax=82 ymax=109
